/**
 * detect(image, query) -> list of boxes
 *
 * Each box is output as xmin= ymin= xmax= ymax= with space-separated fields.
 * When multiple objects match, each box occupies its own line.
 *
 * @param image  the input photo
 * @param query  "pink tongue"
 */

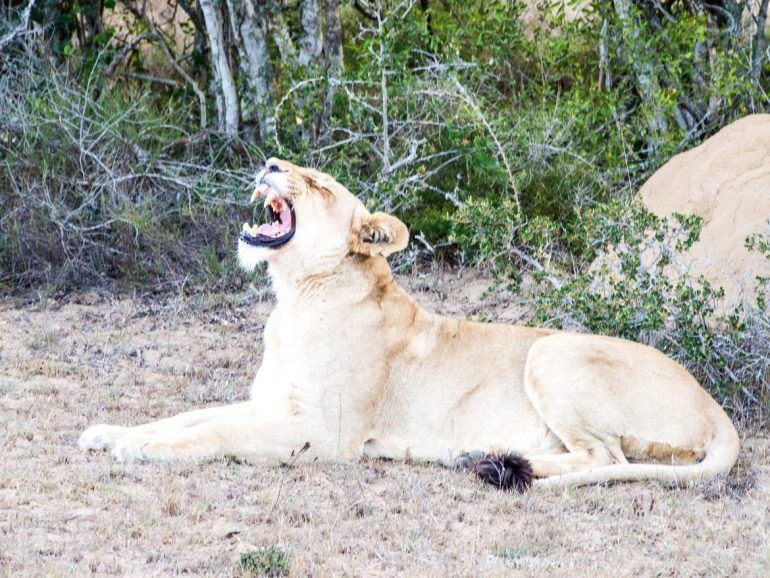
xmin=255 ymin=203 xmax=292 ymax=237
xmin=255 ymin=223 xmax=281 ymax=236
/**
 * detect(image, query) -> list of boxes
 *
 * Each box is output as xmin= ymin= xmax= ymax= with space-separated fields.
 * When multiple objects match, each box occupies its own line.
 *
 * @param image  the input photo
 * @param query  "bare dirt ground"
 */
xmin=1 ymin=270 xmax=768 ymax=577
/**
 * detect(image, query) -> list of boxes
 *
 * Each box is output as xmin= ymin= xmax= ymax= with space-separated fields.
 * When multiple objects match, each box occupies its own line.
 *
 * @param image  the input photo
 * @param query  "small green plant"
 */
xmin=497 ymin=545 xmax=527 ymax=560
xmin=238 ymin=546 xmax=290 ymax=577
xmin=745 ymin=221 xmax=770 ymax=311
xmin=26 ymin=330 xmax=58 ymax=352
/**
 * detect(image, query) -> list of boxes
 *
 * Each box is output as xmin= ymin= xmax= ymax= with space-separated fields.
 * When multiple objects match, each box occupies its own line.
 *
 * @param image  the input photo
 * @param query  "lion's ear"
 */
xmin=350 ymin=208 xmax=409 ymax=257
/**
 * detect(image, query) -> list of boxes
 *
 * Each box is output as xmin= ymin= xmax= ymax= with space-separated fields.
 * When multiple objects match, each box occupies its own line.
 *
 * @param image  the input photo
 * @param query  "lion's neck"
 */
xmin=268 ymin=255 xmax=403 ymax=311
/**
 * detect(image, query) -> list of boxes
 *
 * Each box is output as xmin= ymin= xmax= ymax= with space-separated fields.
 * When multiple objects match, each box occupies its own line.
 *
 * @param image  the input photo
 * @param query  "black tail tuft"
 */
xmin=472 ymin=451 xmax=533 ymax=492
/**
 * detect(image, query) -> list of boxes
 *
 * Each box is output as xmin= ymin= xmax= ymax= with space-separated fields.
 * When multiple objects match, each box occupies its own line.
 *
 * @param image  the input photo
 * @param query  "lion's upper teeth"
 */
xmin=264 ymin=190 xmax=278 ymax=208
xmin=251 ymin=183 xmax=270 ymax=204
xmin=242 ymin=222 xmax=250 ymax=233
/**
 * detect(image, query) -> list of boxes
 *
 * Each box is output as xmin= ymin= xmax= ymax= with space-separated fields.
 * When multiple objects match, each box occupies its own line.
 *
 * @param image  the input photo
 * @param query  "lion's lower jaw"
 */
xmin=237 ymin=239 xmax=269 ymax=271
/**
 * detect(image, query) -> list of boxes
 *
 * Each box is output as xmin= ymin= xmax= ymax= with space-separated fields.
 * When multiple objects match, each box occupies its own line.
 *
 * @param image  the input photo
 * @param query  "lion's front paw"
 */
xmin=110 ymin=434 xmax=176 ymax=463
xmin=78 ymin=424 xmax=129 ymax=452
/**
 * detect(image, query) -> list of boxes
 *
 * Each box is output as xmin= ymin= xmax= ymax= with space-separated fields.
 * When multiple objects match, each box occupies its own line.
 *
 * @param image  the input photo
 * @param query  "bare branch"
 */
xmin=0 ymin=0 xmax=36 ymax=53
xmin=199 ymin=0 xmax=239 ymax=134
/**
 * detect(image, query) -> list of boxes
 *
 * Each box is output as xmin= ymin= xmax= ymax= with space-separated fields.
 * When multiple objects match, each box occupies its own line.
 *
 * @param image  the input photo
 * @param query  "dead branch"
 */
xmin=0 ymin=0 xmax=36 ymax=53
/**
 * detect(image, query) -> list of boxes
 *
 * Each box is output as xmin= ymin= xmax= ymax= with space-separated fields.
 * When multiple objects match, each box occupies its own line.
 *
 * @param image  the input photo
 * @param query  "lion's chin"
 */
xmin=237 ymin=239 xmax=271 ymax=271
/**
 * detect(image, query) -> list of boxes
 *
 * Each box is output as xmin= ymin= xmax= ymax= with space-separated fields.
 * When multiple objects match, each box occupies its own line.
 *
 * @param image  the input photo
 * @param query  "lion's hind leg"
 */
xmin=520 ymin=333 xmax=738 ymax=488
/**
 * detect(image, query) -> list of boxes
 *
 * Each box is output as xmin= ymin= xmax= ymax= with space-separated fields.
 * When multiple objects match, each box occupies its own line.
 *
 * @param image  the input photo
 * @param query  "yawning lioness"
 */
xmin=79 ymin=158 xmax=739 ymax=490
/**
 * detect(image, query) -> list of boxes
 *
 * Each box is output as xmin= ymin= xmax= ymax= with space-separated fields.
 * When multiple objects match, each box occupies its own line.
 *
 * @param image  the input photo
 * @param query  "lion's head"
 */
xmin=238 ymin=158 xmax=409 ymax=276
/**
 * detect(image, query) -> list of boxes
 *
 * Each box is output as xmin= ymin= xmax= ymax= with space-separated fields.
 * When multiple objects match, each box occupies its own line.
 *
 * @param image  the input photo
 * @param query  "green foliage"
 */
xmin=531 ymin=204 xmax=767 ymax=411
xmin=3 ymin=0 xmax=770 ymax=305
xmin=745 ymin=223 xmax=770 ymax=311
xmin=529 ymin=203 xmax=709 ymax=335
xmin=262 ymin=0 xmax=769 ymax=264
xmin=238 ymin=546 xmax=290 ymax=578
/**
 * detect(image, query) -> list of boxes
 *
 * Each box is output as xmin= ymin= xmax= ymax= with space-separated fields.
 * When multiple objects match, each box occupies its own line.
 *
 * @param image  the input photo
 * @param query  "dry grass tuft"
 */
xmin=698 ymin=451 xmax=758 ymax=502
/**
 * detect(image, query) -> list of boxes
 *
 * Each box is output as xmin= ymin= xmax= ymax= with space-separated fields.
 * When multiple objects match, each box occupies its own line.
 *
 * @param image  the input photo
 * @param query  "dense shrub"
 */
xmin=3 ymin=1 xmax=769 ymax=290
xmin=0 ymin=46 xmax=261 ymax=291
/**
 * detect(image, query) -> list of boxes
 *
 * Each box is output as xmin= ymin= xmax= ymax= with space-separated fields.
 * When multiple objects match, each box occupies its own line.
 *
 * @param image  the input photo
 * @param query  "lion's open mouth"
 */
xmin=240 ymin=186 xmax=295 ymax=249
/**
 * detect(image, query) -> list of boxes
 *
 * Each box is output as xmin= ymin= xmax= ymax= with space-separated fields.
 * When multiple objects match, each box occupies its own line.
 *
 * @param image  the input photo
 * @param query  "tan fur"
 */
xmin=79 ymin=158 xmax=740 ymax=488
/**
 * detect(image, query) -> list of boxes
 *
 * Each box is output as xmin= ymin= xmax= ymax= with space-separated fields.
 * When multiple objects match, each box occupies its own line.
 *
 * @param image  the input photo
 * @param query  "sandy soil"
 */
xmin=1 ymin=271 xmax=768 ymax=577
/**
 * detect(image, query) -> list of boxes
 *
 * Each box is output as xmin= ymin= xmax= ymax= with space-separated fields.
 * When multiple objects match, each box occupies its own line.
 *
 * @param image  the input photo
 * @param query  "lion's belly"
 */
xmin=366 ymin=322 xmax=563 ymax=463
xmin=364 ymin=403 xmax=557 ymax=464
xmin=384 ymin=386 xmax=558 ymax=463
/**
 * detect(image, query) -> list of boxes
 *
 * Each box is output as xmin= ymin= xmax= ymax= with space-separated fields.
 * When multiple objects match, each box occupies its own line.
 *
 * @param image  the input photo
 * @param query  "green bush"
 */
xmin=2 ymin=0 xmax=769 ymax=299
xmin=301 ymin=0 xmax=769 ymax=264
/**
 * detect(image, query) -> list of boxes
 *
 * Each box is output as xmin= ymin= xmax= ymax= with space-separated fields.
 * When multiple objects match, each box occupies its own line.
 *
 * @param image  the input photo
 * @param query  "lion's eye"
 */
xmin=268 ymin=164 xmax=280 ymax=173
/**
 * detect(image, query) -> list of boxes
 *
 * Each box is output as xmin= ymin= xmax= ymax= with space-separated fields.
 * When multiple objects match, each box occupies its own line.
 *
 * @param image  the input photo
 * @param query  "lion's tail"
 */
xmin=533 ymin=410 xmax=740 ymax=489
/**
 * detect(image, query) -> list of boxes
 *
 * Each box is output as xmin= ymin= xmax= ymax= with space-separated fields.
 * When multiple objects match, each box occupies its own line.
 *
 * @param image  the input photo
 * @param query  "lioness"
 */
xmin=79 ymin=158 xmax=739 ymax=490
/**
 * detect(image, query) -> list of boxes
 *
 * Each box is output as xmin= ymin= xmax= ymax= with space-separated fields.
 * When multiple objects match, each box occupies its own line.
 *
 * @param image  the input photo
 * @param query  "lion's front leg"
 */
xmin=109 ymin=416 xmax=343 ymax=464
xmin=78 ymin=401 xmax=256 ymax=453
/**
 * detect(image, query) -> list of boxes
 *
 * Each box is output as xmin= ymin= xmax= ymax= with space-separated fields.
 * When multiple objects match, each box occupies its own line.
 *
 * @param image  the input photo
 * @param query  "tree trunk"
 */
xmin=613 ymin=0 xmax=667 ymax=143
xmin=226 ymin=0 xmax=275 ymax=143
xmin=200 ymin=0 xmax=239 ymax=135
xmin=298 ymin=0 xmax=323 ymax=67
xmin=321 ymin=0 xmax=343 ymax=140
xmin=753 ymin=0 xmax=769 ymax=79
xmin=297 ymin=0 xmax=323 ymax=143
xmin=270 ymin=10 xmax=298 ymax=64
xmin=177 ymin=0 xmax=208 ymax=77
xmin=324 ymin=0 xmax=343 ymax=73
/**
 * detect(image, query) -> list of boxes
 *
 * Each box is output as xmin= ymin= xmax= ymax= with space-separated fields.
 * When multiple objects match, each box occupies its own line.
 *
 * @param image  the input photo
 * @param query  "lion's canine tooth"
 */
xmin=250 ymin=183 xmax=270 ymax=204
xmin=242 ymin=222 xmax=250 ymax=233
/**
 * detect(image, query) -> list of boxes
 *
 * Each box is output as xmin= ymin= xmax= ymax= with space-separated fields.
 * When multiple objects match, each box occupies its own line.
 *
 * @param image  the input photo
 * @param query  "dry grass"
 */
xmin=1 ymin=271 xmax=769 ymax=576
